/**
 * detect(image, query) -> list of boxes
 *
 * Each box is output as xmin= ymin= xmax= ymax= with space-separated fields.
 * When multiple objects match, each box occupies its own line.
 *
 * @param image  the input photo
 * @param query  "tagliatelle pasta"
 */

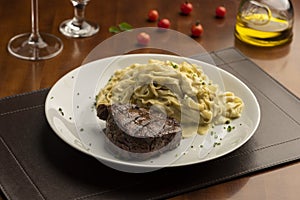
xmin=96 ymin=59 xmax=244 ymax=137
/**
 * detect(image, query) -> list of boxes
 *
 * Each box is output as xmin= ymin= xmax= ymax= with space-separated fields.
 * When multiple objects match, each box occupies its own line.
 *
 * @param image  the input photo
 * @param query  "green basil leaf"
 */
xmin=109 ymin=26 xmax=120 ymax=33
xmin=118 ymin=22 xmax=133 ymax=31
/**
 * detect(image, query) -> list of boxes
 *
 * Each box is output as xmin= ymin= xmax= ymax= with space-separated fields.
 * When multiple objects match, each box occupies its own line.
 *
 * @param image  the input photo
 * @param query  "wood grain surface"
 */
xmin=0 ymin=0 xmax=299 ymax=199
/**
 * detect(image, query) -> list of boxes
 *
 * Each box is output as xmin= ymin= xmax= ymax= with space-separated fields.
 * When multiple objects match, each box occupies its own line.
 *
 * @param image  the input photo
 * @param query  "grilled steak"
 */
xmin=97 ymin=104 xmax=182 ymax=160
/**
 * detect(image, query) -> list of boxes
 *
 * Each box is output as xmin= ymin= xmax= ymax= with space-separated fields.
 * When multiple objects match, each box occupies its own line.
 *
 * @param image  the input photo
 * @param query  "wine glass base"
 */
xmin=59 ymin=19 xmax=99 ymax=38
xmin=8 ymin=33 xmax=63 ymax=61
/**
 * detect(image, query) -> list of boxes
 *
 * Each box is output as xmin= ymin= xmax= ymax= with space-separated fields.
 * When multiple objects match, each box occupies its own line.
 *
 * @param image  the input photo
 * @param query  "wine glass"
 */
xmin=8 ymin=0 xmax=63 ymax=61
xmin=59 ymin=0 xmax=99 ymax=38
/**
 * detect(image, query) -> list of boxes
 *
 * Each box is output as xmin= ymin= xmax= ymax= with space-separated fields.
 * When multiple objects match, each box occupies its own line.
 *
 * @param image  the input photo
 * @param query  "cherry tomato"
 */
xmin=148 ymin=9 xmax=159 ymax=22
xmin=180 ymin=2 xmax=193 ymax=15
xmin=216 ymin=6 xmax=226 ymax=18
xmin=157 ymin=18 xmax=171 ymax=29
xmin=137 ymin=32 xmax=150 ymax=46
xmin=191 ymin=22 xmax=203 ymax=37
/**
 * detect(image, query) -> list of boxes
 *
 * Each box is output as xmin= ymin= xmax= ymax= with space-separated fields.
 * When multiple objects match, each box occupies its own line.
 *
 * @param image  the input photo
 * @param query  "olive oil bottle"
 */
xmin=235 ymin=0 xmax=294 ymax=47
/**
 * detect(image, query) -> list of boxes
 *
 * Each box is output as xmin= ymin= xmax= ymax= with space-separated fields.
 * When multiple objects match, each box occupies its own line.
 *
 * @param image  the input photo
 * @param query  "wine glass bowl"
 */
xmin=59 ymin=0 xmax=99 ymax=38
xmin=7 ymin=0 xmax=63 ymax=60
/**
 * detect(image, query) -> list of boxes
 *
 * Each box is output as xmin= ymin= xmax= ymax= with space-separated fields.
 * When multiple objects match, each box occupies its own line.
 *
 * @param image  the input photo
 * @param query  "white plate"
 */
xmin=45 ymin=54 xmax=260 ymax=172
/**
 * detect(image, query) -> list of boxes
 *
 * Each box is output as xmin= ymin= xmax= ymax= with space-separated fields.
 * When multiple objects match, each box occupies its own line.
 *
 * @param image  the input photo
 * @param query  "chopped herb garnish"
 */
xmin=171 ymin=62 xmax=179 ymax=69
xmin=50 ymin=96 xmax=54 ymax=99
xmin=227 ymin=125 xmax=233 ymax=132
xmin=213 ymin=142 xmax=221 ymax=147
xmin=58 ymin=108 xmax=64 ymax=116
xmin=200 ymin=145 xmax=203 ymax=148
xmin=91 ymin=105 xmax=95 ymax=110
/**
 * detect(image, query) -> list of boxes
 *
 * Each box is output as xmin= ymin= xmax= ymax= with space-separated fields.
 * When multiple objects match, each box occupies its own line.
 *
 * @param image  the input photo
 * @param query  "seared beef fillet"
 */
xmin=97 ymin=104 xmax=182 ymax=160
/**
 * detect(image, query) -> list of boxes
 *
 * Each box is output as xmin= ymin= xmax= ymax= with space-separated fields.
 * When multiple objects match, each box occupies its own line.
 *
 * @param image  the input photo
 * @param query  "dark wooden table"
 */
xmin=0 ymin=0 xmax=299 ymax=199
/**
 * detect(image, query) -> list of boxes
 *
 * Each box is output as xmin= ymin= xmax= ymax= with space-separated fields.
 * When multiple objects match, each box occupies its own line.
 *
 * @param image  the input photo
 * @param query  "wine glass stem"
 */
xmin=73 ymin=3 xmax=87 ymax=27
xmin=30 ymin=0 xmax=41 ymax=43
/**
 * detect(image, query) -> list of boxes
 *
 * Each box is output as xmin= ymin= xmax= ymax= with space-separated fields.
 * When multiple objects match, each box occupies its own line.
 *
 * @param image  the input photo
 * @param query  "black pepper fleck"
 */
xmin=58 ymin=108 xmax=64 ymax=116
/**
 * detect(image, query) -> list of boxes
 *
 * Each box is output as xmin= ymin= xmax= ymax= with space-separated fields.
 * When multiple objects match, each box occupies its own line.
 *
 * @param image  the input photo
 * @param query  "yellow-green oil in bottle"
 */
xmin=235 ymin=13 xmax=293 ymax=47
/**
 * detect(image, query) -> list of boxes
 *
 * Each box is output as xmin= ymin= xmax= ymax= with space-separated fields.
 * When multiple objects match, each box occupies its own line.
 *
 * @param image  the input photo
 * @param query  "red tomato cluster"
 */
xmin=148 ymin=9 xmax=171 ymax=29
xmin=142 ymin=2 xmax=227 ymax=43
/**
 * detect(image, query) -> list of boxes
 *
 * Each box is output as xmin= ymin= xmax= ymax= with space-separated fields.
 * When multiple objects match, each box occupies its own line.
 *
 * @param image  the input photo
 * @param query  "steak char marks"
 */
xmin=97 ymin=104 xmax=182 ymax=160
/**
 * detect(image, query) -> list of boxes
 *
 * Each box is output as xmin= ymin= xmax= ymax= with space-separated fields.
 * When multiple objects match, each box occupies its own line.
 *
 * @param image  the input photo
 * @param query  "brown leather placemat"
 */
xmin=0 ymin=47 xmax=299 ymax=200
